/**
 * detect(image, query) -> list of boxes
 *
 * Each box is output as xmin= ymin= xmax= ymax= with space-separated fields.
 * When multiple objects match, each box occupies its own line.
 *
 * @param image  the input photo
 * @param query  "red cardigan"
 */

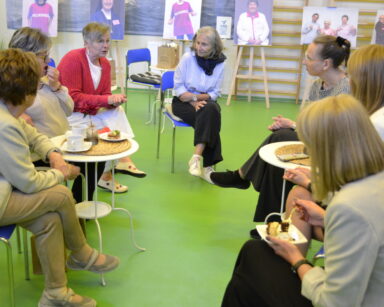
xmin=58 ymin=48 xmax=112 ymax=115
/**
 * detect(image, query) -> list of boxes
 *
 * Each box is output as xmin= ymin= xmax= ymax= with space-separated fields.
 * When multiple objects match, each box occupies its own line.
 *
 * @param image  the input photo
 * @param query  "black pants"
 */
xmin=172 ymin=96 xmax=222 ymax=167
xmin=71 ymin=162 xmax=106 ymax=203
xmin=240 ymin=129 xmax=299 ymax=222
xmin=222 ymin=240 xmax=313 ymax=307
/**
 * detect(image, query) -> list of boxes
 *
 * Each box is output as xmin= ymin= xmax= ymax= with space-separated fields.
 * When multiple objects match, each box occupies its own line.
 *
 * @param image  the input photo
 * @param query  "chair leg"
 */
xmin=16 ymin=226 xmax=21 ymax=254
xmin=171 ymin=127 xmax=176 ymax=173
xmin=23 ymin=229 xmax=30 ymax=280
xmin=147 ymin=88 xmax=151 ymax=119
xmin=1 ymin=237 xmax=15 ymax=307
xmin=125 ymin=80 xmax=128 ymax=114
xmin=156 ymin=104 xmax=163 ymax=159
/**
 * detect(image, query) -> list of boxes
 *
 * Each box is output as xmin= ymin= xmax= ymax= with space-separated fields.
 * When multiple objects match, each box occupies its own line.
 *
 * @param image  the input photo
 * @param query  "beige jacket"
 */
xmin=302 ymin=171 xmax=384 ymax=306
xmin=0 ymin=102 xmax=64 ymax=220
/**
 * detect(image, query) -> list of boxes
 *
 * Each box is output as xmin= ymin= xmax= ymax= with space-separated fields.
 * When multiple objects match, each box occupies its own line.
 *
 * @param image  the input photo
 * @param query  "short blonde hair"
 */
xmin=0 ymin=48 xmax=40 ymax=106
xmin=297 ymin=94 xmax=384 ymax=200
xmin=82 ymin=22 xmax=110 ymax=43
xmin=348 ymin=44 xmax=384 ymax=115
xmin=191 ymin=26 xmax=223 ymax=59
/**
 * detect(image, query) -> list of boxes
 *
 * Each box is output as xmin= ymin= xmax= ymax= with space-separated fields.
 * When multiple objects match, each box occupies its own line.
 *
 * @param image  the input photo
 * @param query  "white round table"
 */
xmin=259 ymin=141 xmax=310 ymax=214
xmin=51 ymin=135 xmax=145 ymax=285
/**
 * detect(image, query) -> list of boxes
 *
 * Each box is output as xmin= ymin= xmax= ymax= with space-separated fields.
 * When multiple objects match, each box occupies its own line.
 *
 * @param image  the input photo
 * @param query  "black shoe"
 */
xmin=249 ymin=228 xmax=261 ymax=240
xmin=210 ymin=170 xmax=250 ymax=189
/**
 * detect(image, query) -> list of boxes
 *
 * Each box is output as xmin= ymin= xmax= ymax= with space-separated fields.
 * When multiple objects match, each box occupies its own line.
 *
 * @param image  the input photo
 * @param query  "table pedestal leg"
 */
xmin=94 ymin=218 xmax=106 ymax=286
xmin=93 ymin=162 xmax=107 ymax=286
xmin=113 ymin=207 xmax=146 ymax=251
xmin=280 ymin=179 xmax=286 ymax=214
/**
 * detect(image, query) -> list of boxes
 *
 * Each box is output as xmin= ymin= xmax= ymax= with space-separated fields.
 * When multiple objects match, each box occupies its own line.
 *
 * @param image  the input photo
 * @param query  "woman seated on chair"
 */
xmin=172 ymin=26 xmax=226 ymax=183
xmin=7 ymin=27 xmax=98 ymax=204
xmin=0 ymin=48 xmax=119 ymax=307
xmin=58 ymin=22 xmax=146 ymax=194
xmin=222 ymin=94 xmax=384 ymax=307
xmin=282 ymin=44 xmax=384 ymax=256
xmin=210 ymin=35 xmax=351 ymax=225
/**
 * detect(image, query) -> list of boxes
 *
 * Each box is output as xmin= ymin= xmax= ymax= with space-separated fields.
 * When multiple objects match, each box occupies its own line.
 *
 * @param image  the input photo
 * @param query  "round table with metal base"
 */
xmin=51 ymin=136 xmax=145 ymax=286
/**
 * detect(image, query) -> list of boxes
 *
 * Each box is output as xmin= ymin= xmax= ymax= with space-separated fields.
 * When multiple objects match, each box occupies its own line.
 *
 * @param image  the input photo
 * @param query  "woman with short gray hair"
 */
xmin=58 ymin=22 xmax=146 ymax=194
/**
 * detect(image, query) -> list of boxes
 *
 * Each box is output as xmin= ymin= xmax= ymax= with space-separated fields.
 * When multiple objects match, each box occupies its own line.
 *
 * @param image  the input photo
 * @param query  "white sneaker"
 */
xmin=188 ymin=155 xmax=202 ymax=177
xmin=201 ymin=166 xmax=214 ymax=184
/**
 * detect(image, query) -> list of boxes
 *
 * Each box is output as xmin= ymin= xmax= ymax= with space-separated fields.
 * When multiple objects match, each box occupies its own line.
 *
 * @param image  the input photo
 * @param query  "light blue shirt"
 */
xmin=174 ymin=51 xmax=225 ymax=101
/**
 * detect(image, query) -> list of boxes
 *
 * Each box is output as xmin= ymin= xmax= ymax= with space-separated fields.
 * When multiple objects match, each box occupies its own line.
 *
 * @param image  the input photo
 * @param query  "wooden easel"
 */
xmin=111 ymin=41 xmax=125 ymax=94
xmin=226 ymin=45 xmax=270 ymax=108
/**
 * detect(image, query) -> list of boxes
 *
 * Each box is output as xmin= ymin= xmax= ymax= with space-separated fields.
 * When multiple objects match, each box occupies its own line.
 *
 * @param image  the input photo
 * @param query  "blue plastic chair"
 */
xmin=156 ymin=71 xmax=192 ymax=173
xmin=125 ymin=48 xmax=160 ymax=115
xmin=313 ymin=245 xmax=325 ymax=264
xmin=0 ymin=225 xmax=17 ymax=306
xmin=0 ymin=224 xmax=30 ymax=307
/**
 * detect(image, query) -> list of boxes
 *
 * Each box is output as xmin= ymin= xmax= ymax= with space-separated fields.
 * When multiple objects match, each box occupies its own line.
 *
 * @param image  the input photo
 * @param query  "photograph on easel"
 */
xmin=22 ymin=0 xmax=58 ymax=37
xmin=90 ymin=0 xmax=126 ymax=40
xmin=162 ymin=0 xmax=202 ymax=40
xmin=301 ymin=7 xmax=358 ymax=48
xmin=372 ymin=11 xmax=384 ymax=45
xmin=234 ymin=0 xmax=273 ymax=46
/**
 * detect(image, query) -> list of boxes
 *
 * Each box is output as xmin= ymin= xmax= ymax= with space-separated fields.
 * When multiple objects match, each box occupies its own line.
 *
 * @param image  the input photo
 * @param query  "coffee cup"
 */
xmin=71 ymin=124 xmax=88 ymax=138
xmin=67 ymin=135 xmax=85 ymax=151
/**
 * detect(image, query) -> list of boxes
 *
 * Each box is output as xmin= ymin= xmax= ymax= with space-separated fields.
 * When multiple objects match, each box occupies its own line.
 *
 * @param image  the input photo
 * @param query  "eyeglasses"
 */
xmin=304 ymin=53 xmax=322 ymax=62
xmin=36 ymin=53 xmax=50 ymax=63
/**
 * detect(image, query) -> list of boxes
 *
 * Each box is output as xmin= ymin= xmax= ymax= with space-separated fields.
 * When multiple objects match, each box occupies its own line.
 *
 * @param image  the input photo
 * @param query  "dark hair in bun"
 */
xmin=313 ymin=35 xmax=351 ymax=68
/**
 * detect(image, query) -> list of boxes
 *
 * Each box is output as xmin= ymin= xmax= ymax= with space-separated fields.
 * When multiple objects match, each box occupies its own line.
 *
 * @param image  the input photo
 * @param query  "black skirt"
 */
xmin=222 ymin=239 xmax=313 ymax=307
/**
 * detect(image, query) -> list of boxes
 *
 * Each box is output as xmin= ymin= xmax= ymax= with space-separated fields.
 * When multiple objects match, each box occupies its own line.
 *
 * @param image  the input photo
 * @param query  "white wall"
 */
xmin=0 ymin=0 xmax=382 ymax=98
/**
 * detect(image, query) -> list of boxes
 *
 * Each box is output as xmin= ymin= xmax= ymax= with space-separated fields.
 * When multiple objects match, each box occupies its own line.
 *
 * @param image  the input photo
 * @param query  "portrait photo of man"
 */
xmin=301 ymin=12 xmax=320 ymax=44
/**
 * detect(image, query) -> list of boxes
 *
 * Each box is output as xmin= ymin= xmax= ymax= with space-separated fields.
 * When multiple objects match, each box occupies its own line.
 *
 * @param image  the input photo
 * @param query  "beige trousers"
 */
xmin=0 ymin=185 xmax=87 ymax=289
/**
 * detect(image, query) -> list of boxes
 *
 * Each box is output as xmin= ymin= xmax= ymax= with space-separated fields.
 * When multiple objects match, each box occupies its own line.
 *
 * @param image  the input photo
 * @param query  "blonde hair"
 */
xmin=348 ymin=44 xmax=384 ymax=115
xmin=191 ymin=26 xmax=223 ymax=59
xmin=297 ymin=94 xmax=384 ymax=200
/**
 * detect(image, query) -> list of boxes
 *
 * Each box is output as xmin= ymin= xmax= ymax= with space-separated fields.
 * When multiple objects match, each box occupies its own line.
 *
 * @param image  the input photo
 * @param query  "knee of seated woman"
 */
xmin=291 ymin=185 xmax=312 ymax=199
xmin=200 ymin=100 xmax=220 ymax=114
xmin=47 ymin=185 xmax=76 ymax=206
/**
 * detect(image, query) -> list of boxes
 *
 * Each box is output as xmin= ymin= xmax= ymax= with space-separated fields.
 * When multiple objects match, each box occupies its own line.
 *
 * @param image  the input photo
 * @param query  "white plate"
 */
xmin=256 ymin=224 xmax=308 ymax=245
xmin=62 ymin=141 xmax=92 ymax=153
xmin=99 ymin=132 xmax=128 ymax=142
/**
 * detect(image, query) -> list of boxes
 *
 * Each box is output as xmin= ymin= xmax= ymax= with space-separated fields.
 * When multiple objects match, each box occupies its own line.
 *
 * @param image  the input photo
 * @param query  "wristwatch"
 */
xmin=192 ymin=95 xmax=198 ymax=102
xmin=291 ymin=259 xmax=313 ymax=274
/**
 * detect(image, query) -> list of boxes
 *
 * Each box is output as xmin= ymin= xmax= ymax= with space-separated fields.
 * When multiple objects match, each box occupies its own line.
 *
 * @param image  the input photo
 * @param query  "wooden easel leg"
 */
xmin=260 ymin=47 xmax=270 ymax=109
xmin=226 ymin=46 xmax=243 ymax=106
xmin=248 ymin=47 xmax=254 ymax=103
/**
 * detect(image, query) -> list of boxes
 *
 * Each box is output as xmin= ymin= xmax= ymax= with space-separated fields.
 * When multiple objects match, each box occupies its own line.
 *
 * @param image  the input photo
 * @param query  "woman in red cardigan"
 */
xmin=58 ymin=22 xmax=145 ymax=193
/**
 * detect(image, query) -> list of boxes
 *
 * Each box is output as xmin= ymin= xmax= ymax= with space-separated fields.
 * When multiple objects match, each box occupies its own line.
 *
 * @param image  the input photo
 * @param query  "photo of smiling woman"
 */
xmin=235 ymin=0 xmax=273 ymax=46
xmin=91 ymin=0 xmax=125 ymax=40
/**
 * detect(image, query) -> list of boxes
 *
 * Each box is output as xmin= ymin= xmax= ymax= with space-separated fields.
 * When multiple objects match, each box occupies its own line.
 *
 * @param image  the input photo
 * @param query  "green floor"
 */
xmin=0 ymin=92 xmax=318 ymax=306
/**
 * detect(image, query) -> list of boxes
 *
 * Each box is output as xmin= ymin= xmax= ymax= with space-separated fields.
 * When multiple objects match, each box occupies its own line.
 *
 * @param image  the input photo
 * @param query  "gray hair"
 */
xmin=191 ymin=26 xmax=223 ymax=59
xmin=82 ymin=22 xmax=110 ymax=43
xmin=8 ymin=27 xmax=51 ymax=54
